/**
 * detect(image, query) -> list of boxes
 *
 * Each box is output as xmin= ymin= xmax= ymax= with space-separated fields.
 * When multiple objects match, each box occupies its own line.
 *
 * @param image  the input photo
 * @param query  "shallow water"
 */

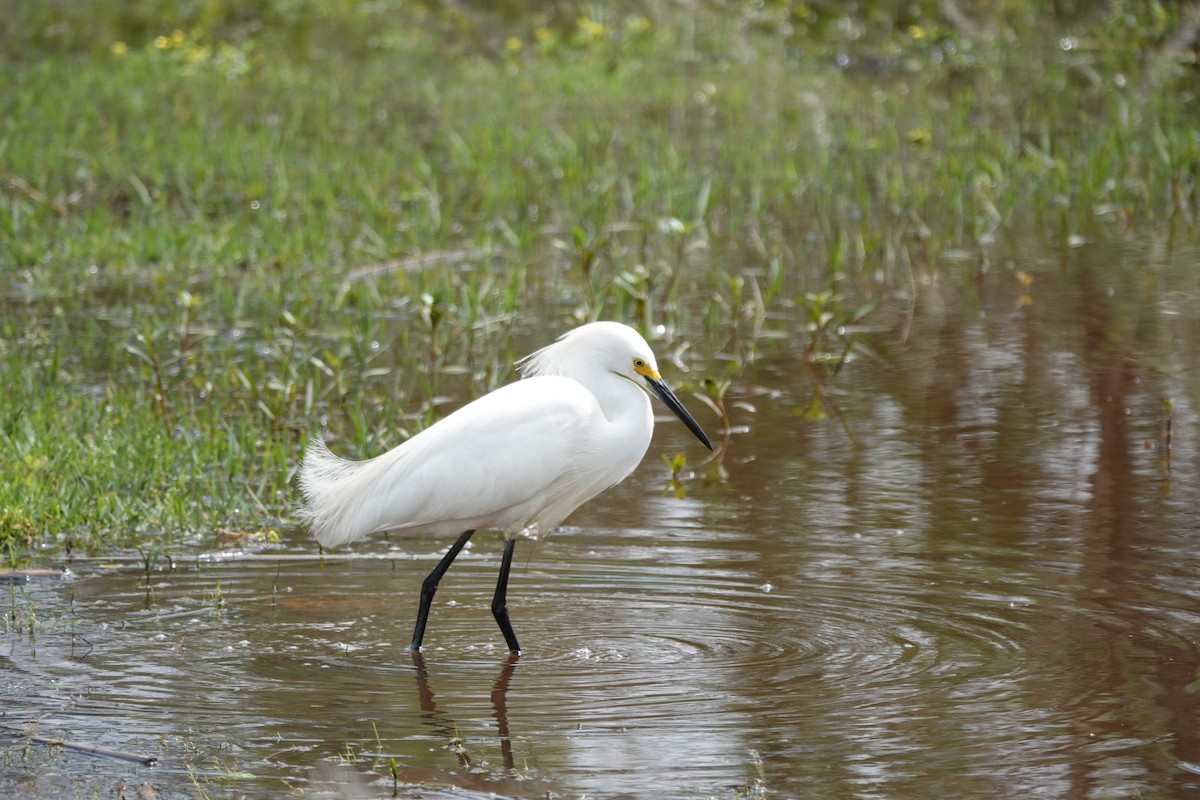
xmin=4 ymin=237 xmax=1200 ymax=798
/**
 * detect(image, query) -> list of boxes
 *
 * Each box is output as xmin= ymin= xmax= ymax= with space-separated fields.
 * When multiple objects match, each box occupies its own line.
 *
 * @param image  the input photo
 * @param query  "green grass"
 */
xmin=1 ymin=0 xmax=1197 ymax=557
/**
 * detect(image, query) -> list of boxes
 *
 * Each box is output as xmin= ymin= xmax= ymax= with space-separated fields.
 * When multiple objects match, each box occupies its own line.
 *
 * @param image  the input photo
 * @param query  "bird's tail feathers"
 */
xmin=297 ymin=435 xmax=384 ymax=548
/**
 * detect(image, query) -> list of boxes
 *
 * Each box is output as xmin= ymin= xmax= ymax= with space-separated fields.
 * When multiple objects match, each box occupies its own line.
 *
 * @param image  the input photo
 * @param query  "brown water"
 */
xmin=4 ymin=238 xmax=1200 ymax=798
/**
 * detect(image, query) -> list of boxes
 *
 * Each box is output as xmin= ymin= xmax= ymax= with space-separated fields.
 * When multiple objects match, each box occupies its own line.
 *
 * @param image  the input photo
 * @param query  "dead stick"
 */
xmin=29 ymin=735 xmax=158 ymax=766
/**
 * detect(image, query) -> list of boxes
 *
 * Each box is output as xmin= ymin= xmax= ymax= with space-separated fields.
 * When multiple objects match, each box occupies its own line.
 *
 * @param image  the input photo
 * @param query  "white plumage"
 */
xmin=296 ymin=321 xmax=712 ymax=653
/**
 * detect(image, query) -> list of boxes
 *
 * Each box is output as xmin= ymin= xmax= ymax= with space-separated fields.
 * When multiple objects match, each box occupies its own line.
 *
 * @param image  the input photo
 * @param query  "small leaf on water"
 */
xmin=661 ymin=452 xmax=687 ymax=477
xmin=796 ymin=394 xmax=827 ymax=421
xmin=221 ymin=772 xmax=256 ymax=781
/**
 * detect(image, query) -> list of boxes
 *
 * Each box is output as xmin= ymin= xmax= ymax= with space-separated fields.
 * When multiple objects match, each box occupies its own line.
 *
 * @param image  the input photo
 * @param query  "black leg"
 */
xmin=410 ymin=529 xmax=475 ymax=652
xmin=491 ymin=537 xmax=521 ymax=654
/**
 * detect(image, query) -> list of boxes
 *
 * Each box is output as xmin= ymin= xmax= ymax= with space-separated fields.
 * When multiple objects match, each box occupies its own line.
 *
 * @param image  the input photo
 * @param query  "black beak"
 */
xmin=646 ymin=376 xmax=714 ymax=451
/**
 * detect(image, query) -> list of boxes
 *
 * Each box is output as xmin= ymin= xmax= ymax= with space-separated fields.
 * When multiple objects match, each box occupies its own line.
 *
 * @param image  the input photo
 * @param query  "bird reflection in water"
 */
xmin=403 ymin=652 xmax=560 ymax=797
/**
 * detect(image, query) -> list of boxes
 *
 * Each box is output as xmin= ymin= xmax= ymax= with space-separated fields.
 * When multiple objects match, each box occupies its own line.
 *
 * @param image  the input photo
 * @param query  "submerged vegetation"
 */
xmin=1 ymin=0 xmax=1197 ymax=556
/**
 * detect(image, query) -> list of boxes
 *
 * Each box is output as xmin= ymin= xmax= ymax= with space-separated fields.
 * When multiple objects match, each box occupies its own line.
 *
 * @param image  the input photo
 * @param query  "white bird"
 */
xmin=298 ymin=321 xmax=713 ymax=654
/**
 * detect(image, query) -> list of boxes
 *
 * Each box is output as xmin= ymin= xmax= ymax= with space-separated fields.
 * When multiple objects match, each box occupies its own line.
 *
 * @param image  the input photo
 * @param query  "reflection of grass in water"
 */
xmin=5 ymin=586 xmax=34 ymax=637
xmin=4 ymin=580 xmax=77 ymax=638
xmin=0 ymin=733 xmax=86 ymax=796
xmin=1 ymin=2 xmax=1195 ymax=556
xmin=184 ymin=736 xmax=257 ymax=800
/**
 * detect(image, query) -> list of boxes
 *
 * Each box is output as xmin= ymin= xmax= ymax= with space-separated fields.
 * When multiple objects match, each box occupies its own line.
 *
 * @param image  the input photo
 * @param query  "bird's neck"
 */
xmin=588 ymin=375 xmax=651 ymax=425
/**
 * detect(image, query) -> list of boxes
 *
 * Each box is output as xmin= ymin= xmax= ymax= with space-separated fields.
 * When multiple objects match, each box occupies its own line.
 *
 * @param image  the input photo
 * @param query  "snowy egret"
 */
xmin=299 ymin=321 xmax=713 ymax=654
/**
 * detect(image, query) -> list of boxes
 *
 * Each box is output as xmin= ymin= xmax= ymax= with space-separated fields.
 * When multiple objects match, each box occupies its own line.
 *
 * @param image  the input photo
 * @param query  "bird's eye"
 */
xmin=633 ymin=358 xmax=646 ymax=369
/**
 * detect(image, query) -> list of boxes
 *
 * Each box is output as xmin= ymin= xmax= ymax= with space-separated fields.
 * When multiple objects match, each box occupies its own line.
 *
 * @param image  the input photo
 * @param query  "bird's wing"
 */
xmin=311 ymin=376 xmax=599 ymax=544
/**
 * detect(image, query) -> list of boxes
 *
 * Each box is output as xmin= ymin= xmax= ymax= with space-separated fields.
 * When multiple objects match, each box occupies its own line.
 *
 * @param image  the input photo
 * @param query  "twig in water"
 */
xmin=29 ymin=734 xmax=158 ymax=766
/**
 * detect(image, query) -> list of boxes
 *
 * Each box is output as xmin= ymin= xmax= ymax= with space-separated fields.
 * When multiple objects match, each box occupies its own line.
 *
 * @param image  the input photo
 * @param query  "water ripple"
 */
xmin=7 ymin=531 xmax=1199 ymax=798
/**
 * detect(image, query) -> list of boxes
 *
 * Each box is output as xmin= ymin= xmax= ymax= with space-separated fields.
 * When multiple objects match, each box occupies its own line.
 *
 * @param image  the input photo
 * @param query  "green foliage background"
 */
xmin=1 ymin=0 xmax=1196 ymax=558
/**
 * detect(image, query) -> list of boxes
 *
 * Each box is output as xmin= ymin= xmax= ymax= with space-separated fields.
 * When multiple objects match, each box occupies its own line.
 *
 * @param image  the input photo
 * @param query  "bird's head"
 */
xmin=520 ymin=321 xmax=714 ymax=451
